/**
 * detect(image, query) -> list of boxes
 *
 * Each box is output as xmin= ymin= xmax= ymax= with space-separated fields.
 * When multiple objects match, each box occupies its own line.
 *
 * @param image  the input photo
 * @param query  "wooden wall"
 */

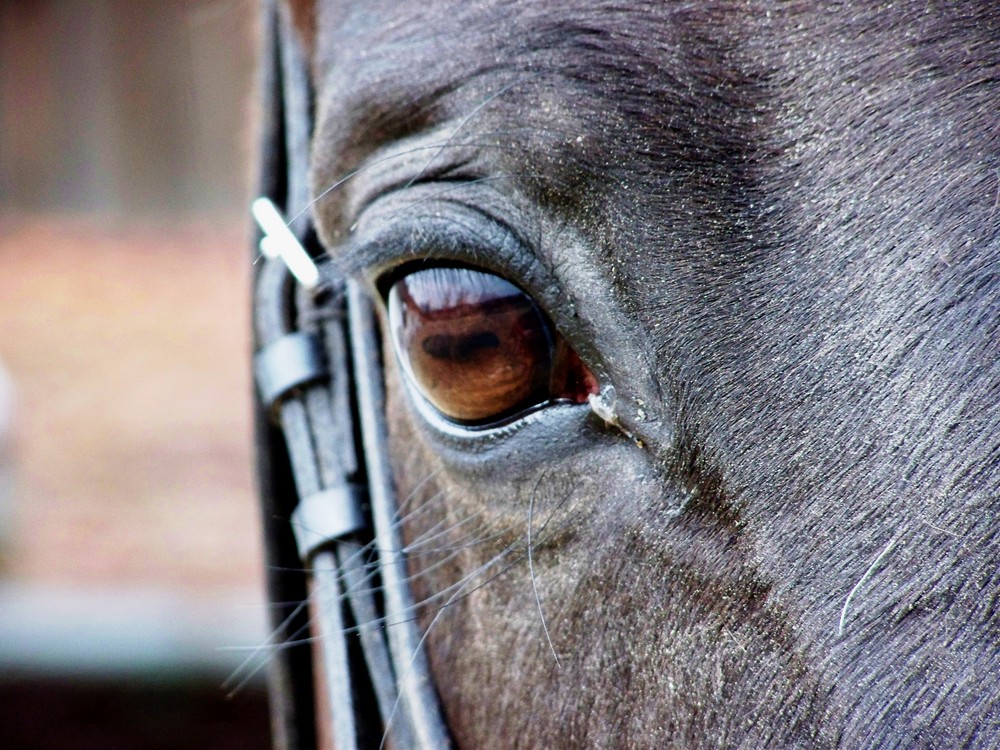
xmin=0 ymin=0 xmax=257 ymax=218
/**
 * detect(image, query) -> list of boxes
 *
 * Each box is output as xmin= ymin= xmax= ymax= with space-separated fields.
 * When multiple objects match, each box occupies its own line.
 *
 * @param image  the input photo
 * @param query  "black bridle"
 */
xmin=251 ymin=2 xmax=451 ymax=748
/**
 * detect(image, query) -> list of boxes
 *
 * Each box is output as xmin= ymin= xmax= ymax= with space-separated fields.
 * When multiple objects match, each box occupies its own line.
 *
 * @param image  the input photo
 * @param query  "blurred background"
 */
xmin=1 ymin=1 xmax=273 ymax=747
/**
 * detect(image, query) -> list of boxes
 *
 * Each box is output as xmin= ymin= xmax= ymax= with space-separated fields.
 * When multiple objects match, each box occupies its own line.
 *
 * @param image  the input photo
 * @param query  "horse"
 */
xmin=251 ymin=1 xmax=1000 ymax=747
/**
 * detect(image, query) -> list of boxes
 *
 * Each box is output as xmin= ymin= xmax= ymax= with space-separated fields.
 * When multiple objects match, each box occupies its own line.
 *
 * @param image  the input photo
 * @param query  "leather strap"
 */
xmin=251 ymin=1 xmax=452 ymax=748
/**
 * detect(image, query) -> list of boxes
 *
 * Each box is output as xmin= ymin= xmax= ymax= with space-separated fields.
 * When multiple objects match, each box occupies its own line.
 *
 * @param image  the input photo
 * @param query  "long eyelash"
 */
xmin=398 ymin=82 xmax=520 ymax=193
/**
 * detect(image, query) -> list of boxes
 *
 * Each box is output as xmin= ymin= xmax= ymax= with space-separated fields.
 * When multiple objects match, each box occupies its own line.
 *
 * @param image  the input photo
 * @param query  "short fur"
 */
xmin=295 ymin=2 xmax=1000 ymax=747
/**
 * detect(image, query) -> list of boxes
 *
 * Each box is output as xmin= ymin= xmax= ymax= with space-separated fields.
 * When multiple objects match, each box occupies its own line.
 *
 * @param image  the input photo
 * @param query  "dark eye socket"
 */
xmin=387 ymin=266 xmax=598 ymax=426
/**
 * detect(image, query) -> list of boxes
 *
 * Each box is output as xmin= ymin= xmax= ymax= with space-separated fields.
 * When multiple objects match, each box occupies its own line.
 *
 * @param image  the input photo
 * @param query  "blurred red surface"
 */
xmin=0 ymin=214 xmax=263 ymax=593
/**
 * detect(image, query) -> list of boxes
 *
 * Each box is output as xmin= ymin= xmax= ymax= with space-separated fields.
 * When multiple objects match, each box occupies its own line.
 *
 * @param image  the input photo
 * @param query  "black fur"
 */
xmin=299 ymin=1 xmax=1000 ymax=746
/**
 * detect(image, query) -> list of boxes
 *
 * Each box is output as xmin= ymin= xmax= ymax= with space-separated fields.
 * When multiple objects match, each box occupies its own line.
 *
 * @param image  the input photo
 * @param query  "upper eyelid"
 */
xmin=335 ymin=189 xmax=547 ymax=294
xmin=356 ymin=174 xmax=504 ymax=236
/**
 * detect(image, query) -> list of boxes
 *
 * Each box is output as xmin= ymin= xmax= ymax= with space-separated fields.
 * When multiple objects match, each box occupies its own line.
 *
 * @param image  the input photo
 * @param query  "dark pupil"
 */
xmin=422 ymin=331 xmax=501 ymax=361
xmin=387 ymin=267 xmax=555 ymax=424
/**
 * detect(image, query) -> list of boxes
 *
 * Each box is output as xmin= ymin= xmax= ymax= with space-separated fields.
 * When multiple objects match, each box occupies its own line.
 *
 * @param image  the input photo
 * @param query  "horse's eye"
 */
xmin=387 ymin=267 xmax=598 ymax=425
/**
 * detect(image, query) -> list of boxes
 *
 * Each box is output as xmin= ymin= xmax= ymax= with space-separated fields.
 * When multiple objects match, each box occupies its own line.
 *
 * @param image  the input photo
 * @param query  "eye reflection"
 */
xmin=387 ymin=267 xmax=597 ymax=425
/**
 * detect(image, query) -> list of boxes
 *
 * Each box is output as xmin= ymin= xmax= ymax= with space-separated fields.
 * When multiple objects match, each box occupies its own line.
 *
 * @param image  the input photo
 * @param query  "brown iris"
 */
xmin=387 ymin=267 xmax=598 ymax=425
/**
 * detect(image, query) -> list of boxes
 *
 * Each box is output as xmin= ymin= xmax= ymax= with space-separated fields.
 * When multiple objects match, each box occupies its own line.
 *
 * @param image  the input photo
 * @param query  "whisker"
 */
xmin=405 ymin=517 xmax=527 ymax=558
xmin=390 ymin=487 xmax=452 ymax=531
xmin=392 ymin=468 xmax=442 ymax=521
xmin=370 ymin=478 xmax=581 ymax=749
xmin=375 ymin=533 xmax=528 ymax=750
xmin=225 ymin=534 xmax=382 ymax=693
xmin=399 ymin=82 xmax=520 ymax=193
xmin=222 ymin=596 xmax=312 ymax=696
xmin=527 ymin=473 xmax=561 ymax=667
xmin=402 ymin=506 xmax=489 ymax=553
xmin=378 ymin=500 xmax=575 ymax=633
xmin=217 ymin=637 xmax=322 ymax=653
xmin=837 ymin=533 xmax=901 ymax=637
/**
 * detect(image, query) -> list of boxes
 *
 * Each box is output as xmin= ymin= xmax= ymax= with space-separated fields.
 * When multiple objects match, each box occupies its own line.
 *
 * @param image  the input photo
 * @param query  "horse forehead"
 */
xmin=310 ymin=1 xmax=763 ymax=143
xmin=311 ymin=1 xmax=999 ymax=224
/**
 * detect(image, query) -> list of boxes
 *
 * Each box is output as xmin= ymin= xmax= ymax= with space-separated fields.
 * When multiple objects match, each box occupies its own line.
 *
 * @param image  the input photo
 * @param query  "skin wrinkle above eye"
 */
xmin=342 ymin=187 xmax=542 ymax=291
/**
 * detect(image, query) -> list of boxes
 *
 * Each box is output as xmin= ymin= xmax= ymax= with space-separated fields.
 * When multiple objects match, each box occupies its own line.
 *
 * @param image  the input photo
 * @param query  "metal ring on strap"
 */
xmin=254 ymin=331 xmax=328 ymax=410
xmin=291 ymin=484 xmax=367 ymax=560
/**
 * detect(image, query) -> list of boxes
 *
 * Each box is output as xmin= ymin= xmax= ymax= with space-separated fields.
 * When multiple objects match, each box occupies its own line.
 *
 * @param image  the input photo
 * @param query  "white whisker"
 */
xmin=528 ymin=473 xmax=561 ymax=666
xmin=838 ymin=533 xmax=901 ymax=637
